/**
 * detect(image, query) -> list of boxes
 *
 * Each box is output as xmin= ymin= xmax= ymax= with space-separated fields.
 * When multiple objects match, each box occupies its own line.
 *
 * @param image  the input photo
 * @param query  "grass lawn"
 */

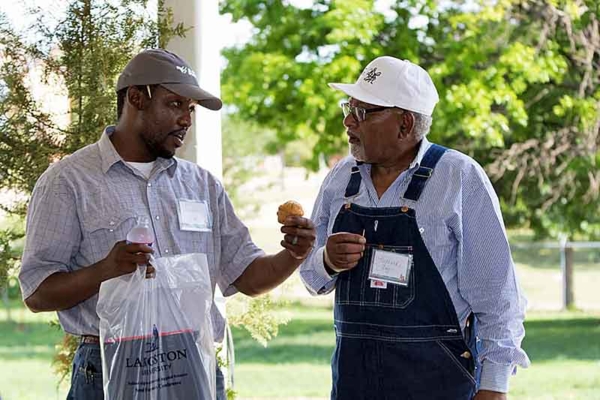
xmin=231 ymin=305 xmax=600 ymax=399
xmin=0 ymin=302 xmax=599 ymax=399
xmin=0 ymin=307 xmax=69 ymax=399
xmin=510 ymin=312 xmax=600 ymax=399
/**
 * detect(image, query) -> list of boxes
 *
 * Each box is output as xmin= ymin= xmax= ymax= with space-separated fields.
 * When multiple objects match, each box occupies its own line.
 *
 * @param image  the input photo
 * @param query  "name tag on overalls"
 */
xmin=368 ymin=249 xmax=412 ymax=286
xmin=177 ymin=199 xmax=212 ymax=232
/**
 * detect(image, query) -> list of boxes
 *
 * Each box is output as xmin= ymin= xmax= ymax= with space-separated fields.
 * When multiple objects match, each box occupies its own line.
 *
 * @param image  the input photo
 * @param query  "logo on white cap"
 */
xmin=363 ymin=67 xmax=381 ymax=84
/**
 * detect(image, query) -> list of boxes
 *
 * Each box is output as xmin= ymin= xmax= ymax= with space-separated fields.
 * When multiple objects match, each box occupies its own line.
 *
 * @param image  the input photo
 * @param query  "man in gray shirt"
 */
xmin=19 ymin=49 xmax=316 ymax=400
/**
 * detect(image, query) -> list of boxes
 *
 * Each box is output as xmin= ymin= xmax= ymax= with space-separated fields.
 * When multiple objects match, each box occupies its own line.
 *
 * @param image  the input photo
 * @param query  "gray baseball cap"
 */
xmin=116 ymin=48 xmax=222 ymax=111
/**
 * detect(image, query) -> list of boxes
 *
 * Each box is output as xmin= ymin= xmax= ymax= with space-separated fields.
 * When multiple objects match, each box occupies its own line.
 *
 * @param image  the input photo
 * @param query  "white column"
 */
xmin=163 ymin=0 xmax=223 ymax=179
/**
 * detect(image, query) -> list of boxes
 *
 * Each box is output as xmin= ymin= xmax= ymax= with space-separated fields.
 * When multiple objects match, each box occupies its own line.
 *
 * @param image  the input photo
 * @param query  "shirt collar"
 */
xmin=98 ymin=126 xmax=122 ymax=173
xmin=411 ymin=137 xmax=431 ymax=168
xmin=98 ymin=126 xmax=178 ymax=175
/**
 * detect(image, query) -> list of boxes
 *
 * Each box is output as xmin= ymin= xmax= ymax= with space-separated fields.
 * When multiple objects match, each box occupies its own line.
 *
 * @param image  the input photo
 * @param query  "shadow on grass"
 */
xmin=0 ymin=320 xmax=63 ymax=360
xmin=522 ymin=316 xmax=600 ymax=362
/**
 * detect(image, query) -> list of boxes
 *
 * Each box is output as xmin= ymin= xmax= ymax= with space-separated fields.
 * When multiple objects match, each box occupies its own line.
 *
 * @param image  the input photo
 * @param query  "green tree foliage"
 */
xmin=0 ymin=1 xmax=166 ymax=210
xmin=0 ymin=229 xmax=22 ymax=289
xmin=39 ymin=0 xmax=164 ymax=153
xmin=428 ymin=0 xmax=600 ymax=239
xmin=220 ymin=0 xmax=599 ymax=239
xmin=0 ymin=14 xmax=62 ymax=214
xmin=0 ymin=15 xmax=55 ymax=300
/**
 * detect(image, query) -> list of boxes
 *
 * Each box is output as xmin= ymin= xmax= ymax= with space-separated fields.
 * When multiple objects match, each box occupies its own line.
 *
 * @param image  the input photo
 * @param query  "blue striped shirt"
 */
xmin=19 ymin=127 xmax=264 ymax=341
xmin=300 ymin=138 xmax=530 ymax=393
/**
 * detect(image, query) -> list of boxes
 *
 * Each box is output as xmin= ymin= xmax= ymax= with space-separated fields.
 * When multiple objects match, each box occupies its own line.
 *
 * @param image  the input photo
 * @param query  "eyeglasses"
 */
xmin=341 ymin=102 xmax=391 ymax=123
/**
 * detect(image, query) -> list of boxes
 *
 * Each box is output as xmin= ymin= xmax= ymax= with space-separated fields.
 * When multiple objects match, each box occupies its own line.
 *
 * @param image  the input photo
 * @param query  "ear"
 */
xmin=398 ymin=110 xmax=415 ymax=139
xmin=126 ymin=86 xmax=149 ymax=111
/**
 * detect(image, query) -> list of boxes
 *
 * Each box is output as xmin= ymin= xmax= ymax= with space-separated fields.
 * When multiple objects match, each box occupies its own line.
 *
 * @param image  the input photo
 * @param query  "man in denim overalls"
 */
xmin=301 ymin=57 xmax=530 ymax=399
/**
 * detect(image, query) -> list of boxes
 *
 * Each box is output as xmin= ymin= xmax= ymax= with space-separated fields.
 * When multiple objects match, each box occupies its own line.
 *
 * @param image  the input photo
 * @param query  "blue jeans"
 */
xmin=66 ymin=343 xmax=103 ymax=400
xmin=66 ymin=342 xmax=225 ymax=399
xmin=216 ymin=364 xmax=226 ymax=400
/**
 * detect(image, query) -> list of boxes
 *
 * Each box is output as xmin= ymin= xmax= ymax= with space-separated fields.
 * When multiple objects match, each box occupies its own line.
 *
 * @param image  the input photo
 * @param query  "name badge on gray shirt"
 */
xmin=177 ymin=199 xmax=212 ymax=232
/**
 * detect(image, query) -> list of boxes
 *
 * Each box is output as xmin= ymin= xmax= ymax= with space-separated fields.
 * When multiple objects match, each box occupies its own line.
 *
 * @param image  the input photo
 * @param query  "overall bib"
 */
xmin=331 ymin=145 xmax=479 ymax=400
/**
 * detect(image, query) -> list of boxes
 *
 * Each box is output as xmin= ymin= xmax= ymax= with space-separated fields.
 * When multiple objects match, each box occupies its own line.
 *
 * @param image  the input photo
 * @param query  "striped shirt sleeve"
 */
xmin=215 ymin=182 xmax=265 ymax=296
xmin=300 ymin=165 xmax=340 ymax=295
xmin=458 ymin=162 xmax=529 ymax=392
xmin=19 ymin=173 xmax=80 ymax=299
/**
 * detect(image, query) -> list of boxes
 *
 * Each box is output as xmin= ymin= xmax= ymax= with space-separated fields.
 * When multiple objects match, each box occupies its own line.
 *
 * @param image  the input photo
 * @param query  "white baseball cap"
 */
xmin=329 ymin=56 xmax=439 ymax=116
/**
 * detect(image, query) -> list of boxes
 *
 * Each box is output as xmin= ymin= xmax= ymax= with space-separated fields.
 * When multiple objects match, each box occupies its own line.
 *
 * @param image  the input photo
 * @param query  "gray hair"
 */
xmin=412 ymin=111 xmax=433 ymax=139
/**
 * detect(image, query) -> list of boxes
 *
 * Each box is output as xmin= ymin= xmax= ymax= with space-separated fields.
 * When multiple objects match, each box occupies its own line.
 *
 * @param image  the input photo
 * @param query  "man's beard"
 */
xmin=350 ymin=143 xmax=365 ymax=162
xmin=145 ymin=137 xmax=175 ymax=159
xmin=144 ymin=129 xmax=185 ymax=159
xmin=156 ymin=147 xmax=175 ymax=159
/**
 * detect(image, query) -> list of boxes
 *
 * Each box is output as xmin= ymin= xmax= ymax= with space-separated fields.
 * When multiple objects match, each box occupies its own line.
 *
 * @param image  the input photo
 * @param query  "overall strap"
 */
xmin=403 ymin=143 xmax=447 ymax=201
xmin=344 ymin=161 xmax=363 ymax=198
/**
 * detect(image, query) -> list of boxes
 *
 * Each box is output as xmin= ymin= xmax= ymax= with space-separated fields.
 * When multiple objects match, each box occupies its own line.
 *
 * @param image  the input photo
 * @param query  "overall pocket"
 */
xmin=435 ymin=339 xmax=477 ymax=386
xmin=336 ymin=245 xmax=415 ymax=309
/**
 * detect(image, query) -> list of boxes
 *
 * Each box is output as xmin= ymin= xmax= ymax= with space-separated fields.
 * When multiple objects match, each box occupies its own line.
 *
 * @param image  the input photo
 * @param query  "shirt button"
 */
xmin=109 ymin=221 xmax=115 ymax=226
xmin=165 ymin=249 xmax=169 ymax=254
xmin=147 ymin=183 xmax=152 ymax=187
xmin=155 ymin=215 xmax=160 ymax=220
xmin=109 ymin=229 xmax=114 ymax=232
xmin=419 ymin=227 xmax=425 ymax=234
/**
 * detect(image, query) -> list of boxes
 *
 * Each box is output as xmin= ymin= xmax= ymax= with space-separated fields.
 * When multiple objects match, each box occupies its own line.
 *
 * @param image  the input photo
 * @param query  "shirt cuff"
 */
xmin=221 ymin=249 xmax=266 ymax=297
xmin=478 ymin=361 xmax=513 ymax=393
xmin=317 ymin=246 xmax=337 ymax=277
xmin=19 ymin=264 xmax=69 ymax=300
xmin=311 ymin=246 xmax=338 ymax=293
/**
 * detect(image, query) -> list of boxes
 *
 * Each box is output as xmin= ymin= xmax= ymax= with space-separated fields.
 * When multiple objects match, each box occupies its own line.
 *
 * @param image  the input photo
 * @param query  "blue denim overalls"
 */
xmin=331 ymin=144 xmax=480 ymax=400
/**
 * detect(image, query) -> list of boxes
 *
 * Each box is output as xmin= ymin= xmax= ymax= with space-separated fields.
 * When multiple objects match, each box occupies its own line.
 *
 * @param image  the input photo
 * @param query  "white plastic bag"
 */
xmin=97 ymin=253 xmax=215 ymax=400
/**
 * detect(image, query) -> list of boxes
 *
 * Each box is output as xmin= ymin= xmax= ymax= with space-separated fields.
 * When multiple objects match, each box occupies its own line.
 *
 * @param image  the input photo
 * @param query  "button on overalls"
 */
xmin=331 ymin=145 xmax=479 ymax=400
